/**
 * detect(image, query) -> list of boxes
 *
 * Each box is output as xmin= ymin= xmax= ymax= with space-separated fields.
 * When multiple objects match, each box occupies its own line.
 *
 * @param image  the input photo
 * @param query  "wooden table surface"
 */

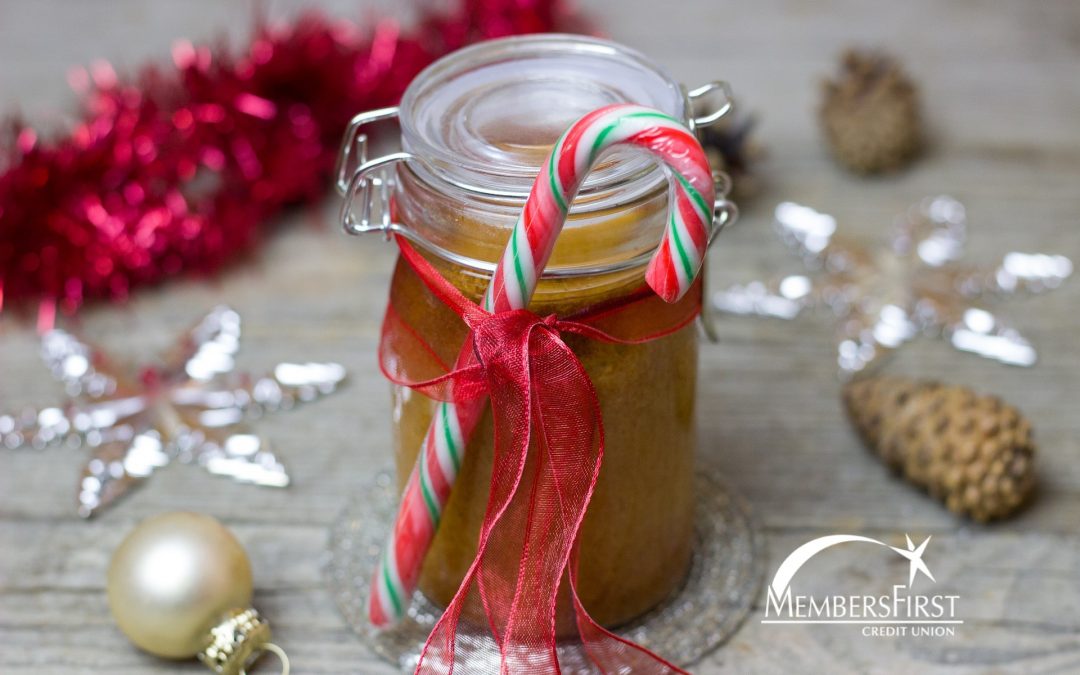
xmin=2 ymin=1 xmax=1079 ymax=673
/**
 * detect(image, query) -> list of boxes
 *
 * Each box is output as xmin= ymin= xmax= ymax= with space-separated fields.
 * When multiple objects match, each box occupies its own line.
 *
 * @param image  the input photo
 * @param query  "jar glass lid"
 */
xmin=398 ymin=34 xmax=687 ymax=204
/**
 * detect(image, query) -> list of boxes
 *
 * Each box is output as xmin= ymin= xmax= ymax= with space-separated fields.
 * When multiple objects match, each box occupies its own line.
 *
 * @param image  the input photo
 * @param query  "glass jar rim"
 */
xmin=397 ymin=34 xmax=690 ymax=207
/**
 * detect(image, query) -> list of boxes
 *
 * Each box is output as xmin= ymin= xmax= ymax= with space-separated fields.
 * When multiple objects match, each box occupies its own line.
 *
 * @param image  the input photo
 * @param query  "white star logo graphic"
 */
xmin=890 ymin=534 xmax=936 ymax=587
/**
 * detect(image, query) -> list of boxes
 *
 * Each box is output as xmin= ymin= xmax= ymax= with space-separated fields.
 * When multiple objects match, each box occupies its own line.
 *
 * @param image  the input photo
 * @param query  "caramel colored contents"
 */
xmin=390 ymin=248 xmax=697 ymax=631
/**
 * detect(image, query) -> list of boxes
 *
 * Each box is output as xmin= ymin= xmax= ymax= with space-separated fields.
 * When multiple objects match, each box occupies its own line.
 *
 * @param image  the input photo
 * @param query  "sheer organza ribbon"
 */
xmin=381 ymin=236 xmax=699 ymax=674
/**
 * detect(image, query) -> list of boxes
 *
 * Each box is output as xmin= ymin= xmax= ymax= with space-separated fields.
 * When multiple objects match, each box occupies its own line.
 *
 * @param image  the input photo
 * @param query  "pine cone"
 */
xmin=843 ymin=376 xmax=1035 ymax=521
xmin=821 ymin=49 xmax=922 ymax=174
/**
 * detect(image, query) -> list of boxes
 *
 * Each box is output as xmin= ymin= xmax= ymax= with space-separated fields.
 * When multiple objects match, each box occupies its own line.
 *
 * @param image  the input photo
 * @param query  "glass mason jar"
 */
xmin=337 ymin=35 xmax=735 ymax=633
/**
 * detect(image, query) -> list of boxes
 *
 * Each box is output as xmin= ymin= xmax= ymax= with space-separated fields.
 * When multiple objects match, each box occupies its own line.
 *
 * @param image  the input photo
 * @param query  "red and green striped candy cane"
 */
xmin=369 ymin=103 xmax=717 ymax=627
xmin=369 ymin=399 xmax=469 ymax=627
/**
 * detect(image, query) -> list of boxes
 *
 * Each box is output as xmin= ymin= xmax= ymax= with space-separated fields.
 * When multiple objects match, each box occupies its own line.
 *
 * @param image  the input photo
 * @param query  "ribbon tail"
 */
xmin=496 ymin=326 xmax=604 ymax=672
xmin=417 ymin=315 xmax=608 ymax=674
xmin=415 ymin=313 xmax=537 ymax=674
xmin=570 ymin=562 xmax=690 ymax=674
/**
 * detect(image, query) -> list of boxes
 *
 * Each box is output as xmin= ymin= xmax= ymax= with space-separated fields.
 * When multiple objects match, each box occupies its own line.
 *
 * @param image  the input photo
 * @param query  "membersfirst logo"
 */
xmin=762 ymin=534 xmax=962 ymax=637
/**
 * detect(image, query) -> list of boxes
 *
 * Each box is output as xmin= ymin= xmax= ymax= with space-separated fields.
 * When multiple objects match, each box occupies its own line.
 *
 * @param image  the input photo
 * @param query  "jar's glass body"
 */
xmin=383 ymin=35 xmax=703 ymax=631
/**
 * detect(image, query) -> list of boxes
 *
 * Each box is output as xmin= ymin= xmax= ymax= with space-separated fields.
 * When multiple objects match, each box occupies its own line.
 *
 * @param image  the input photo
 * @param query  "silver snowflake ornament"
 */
xmin=1 ymin=306 xmax=346 ymax=517
xmin=714 ymin=196 xmax=1072 ymax=375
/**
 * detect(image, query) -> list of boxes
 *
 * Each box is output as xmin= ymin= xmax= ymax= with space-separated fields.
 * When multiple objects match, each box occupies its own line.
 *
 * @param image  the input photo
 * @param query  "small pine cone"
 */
xmin=843 ymin=376 xmax=1035 ymax=521
xmin=821 ymin=49 xmax=922 ymax=174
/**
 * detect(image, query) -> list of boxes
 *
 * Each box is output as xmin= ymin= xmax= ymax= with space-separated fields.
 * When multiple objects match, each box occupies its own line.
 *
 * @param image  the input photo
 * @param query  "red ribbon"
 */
xmin=382 ymin=237 xmax=698 ymax=674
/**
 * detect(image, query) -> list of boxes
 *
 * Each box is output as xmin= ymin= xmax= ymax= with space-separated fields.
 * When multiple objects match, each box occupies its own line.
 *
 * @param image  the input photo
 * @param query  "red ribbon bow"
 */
xmin=382 ymin=237 xmax=697 ymax=674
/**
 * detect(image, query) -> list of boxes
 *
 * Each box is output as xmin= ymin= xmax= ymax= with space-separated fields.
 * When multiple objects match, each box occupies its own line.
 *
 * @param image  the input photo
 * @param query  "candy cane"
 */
xmin=370 ymin=103 xmax=716 ymax=627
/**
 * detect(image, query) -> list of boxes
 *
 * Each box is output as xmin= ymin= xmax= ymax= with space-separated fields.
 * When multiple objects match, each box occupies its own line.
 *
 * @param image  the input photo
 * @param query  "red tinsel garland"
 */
xmin=0 ymin=0 xmax=581 ymax=320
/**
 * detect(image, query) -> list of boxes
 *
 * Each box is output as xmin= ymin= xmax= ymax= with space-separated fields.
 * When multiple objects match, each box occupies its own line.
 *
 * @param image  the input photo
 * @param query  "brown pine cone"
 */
xmin=821 ymin=49 xmax=922 ymax=174
xmin=843 ymin=376 xmax=1035 ymax=521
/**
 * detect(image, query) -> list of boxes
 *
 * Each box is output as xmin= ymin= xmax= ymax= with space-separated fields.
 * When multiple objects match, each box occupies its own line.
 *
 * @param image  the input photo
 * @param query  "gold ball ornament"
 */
xmin=107 ymin=512 xmax=289 ymax=674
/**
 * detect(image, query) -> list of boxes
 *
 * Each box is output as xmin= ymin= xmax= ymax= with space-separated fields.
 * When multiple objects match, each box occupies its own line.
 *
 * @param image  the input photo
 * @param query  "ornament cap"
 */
xmin=198 ymin=608 xmax=288 ymax=675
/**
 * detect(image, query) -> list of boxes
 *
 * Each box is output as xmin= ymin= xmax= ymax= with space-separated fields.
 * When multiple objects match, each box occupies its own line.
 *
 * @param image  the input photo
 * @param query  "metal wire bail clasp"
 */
xmin=687 ymin=81 xmax=735 ymax=129
xmin=334 ymin=106 xmax=400 ymax=194
xmin=334 ymin=107 xmax=413 ymax=237
xmin=710 ymin=170 xmax=738 ymax=243
xmin=339 ymin=152 xmax=413 ymax=238
xmin=688 ymin=81 xmax=739 ymax=242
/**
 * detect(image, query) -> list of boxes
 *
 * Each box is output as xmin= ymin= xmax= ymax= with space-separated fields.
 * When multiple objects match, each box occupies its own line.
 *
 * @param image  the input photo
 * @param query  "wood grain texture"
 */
xmin=1 ymin=0 xmax=1079 ymax=672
